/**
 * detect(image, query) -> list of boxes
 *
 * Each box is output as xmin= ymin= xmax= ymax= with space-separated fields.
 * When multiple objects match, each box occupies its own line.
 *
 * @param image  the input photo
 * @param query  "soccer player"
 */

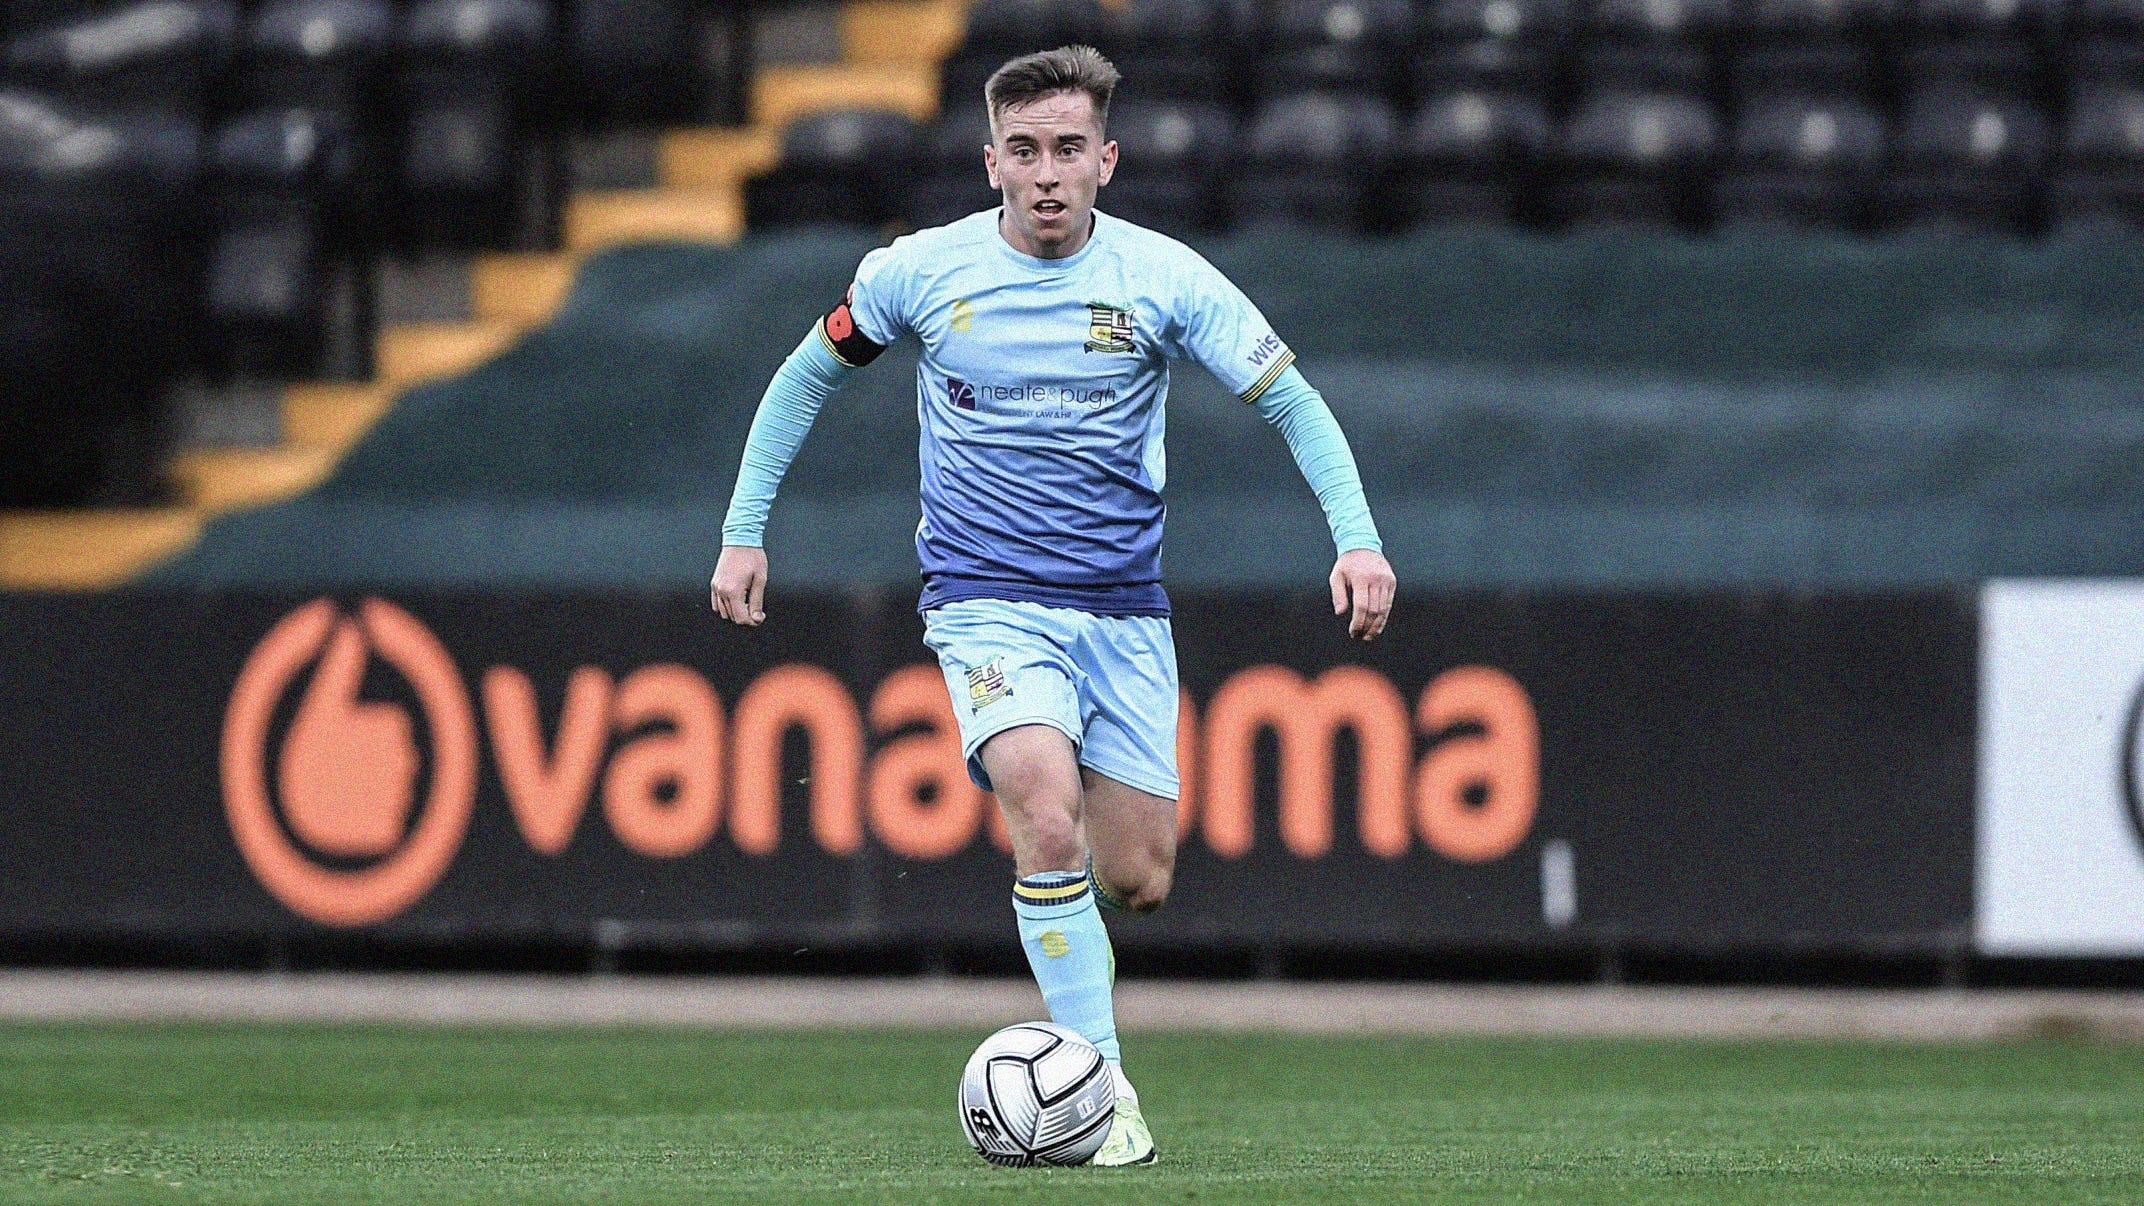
xmin=712 ymin=46 xmax=1394 ymax=1165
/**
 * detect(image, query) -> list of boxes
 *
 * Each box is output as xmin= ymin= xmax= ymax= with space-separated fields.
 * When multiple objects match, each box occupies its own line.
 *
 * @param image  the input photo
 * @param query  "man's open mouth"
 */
xmin=1034 ymin=201 xmax=1065 ymax=217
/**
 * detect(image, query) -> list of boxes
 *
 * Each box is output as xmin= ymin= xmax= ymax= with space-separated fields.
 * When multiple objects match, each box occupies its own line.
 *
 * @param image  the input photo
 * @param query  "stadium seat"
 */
xmin=569 ymin=0 xmax=707 ymax=129
xmin=0 ymin=94 xmax=194 ymax=504
xmin=2048 ymin=83 xmax=2144 ymax=232
xmin=748 ymin=108 xmax=923 ymax=231
xmin=1548 ymin=90 xmax=1719 ymax=228
xmin=1876 ymin=86 xmax=2048 ymax=231
xmin=1231 ymin=90 xmax=1399 ymax=231
xmin=3 ymin=0 xmax=235 ymax=110
xmin=1098 ymin=98 xmax=1232 ymax=236
xmin=1092 ymin=0 xmax=1226 ymax=103
xmin=906 ymin=104 xmax=998 ymax=229
xmin=1713 ymin=94 xmax=1884 ymax=229
xmin=2072 ymin=0 xmax=2144 ymax=27
xmin=395 ymin=2 xmax=557 ymax=251
xmin=1411 ymin=0 xmax=1570 ymax=96
xmin=405 ymin=0 xmax=550 ymax=58
xmin=1886 ymin=85 xmax=2049 ymax=229
xmin=1398 ymin=90 xmax=1551 ymax=226
xmin=1723 ymin=0 xmax=1885 ymax=104
xmin=1894 ymin=0 xmax=2053 ymax=100
xmin=1578 ymin=0 xmax=1729 ymax=95
xmin=238 ymin=0 xmax=393 ymax=107
xmin=940 ymin=0 xmax=1107 ymax=109
xmin=206 ymin=205 xmax=325 ymax=377
xmin=231 ymin=0 xmax=392 ymax=254
xmin=1256 ymin=0 xmax=1412 ymax=99
xmin=398 ymin=84 xmax=523 ymax=248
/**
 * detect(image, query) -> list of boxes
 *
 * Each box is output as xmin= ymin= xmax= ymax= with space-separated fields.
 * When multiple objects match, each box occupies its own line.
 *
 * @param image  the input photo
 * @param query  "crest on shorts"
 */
xmin=966 ymin=657 xmax=1012 ymax=711
xmin=1084 ymin=302 xmax=1135 ymax=354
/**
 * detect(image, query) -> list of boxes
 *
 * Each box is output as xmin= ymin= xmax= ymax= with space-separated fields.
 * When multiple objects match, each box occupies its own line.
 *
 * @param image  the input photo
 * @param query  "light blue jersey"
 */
xmin=835 ymin=209 xmax=1300 ymax=617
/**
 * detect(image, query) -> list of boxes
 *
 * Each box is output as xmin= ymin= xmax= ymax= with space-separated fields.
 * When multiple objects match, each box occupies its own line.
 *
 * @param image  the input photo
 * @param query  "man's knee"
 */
xmin=1100 ymin=842 xmax=1175 ymax=914
xmin=982 ymin=727 xmax=1084 ymax=869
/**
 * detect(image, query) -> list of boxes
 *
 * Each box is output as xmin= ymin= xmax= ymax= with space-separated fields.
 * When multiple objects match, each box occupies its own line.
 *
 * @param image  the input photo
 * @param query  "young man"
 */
xmin=712 ymin=46 xmax=1395 ymax=1165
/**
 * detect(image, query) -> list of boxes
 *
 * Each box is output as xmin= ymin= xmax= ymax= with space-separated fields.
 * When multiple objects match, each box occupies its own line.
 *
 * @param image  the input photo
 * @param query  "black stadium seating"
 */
xmin=845 ymin=0 xmax=2144 ymax=243
xmin=8 ymin=0 xmax=2144 ymax=509
xmin=0 ymin=0 xmax=744 ymax=505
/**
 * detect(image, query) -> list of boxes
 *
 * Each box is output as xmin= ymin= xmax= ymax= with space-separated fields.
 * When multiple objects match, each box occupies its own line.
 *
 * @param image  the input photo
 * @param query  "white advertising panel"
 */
xmin=1978 ymin=580 xmax=2144 ymax=954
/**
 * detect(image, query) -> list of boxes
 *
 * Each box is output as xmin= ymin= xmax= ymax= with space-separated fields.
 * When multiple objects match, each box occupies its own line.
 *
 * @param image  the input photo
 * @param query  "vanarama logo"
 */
xmin=223 ymin=600 xmax=1542 ymax=927
xmin=222 ymin=598 xmax=479 ymax=927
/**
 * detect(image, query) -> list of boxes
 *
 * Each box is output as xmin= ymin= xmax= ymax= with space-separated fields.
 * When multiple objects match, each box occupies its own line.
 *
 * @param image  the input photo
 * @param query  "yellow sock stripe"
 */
xmin=1238 ymin=348 xmax=1296 ymax=405
xmin=1013 ymin=877 xmax=1092 ymax=902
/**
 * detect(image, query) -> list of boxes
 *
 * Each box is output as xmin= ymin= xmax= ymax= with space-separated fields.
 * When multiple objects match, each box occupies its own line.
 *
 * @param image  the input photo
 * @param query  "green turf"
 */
xmin=2 ymin=1023 xmax=2141 ymax=1204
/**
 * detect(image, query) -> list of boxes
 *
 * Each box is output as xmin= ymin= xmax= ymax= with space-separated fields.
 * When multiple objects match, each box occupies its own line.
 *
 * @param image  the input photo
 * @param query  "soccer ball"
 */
xmin=958 ymin=1021 xmax=1118 ymax=1166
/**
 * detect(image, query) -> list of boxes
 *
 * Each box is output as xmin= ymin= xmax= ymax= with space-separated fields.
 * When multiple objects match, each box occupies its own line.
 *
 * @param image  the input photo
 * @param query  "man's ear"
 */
xmin=984 ymin=143 xmax=1000 ymax=190
xmin=1098 ymin=140 xmax=1118 ymax=188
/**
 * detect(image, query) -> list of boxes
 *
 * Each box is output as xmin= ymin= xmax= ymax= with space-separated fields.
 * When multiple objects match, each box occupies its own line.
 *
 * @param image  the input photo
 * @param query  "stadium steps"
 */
xmin=281 ymin=384 xmax=397 ymax=451
xmin=0 ymin=510 xmax=205 ymax=590
xmin=374 ymin=321 xmax=526 ymax=389
xmin=168 ymin=447 xmax=343 ymax=516
xmin=0 ymin=0 xmax=970 ymax=590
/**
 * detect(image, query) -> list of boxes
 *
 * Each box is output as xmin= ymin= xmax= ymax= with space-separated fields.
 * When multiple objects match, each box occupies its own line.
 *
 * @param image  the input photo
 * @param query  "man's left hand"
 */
xmin=1330 ymin=548 xmax=1397 ymax=641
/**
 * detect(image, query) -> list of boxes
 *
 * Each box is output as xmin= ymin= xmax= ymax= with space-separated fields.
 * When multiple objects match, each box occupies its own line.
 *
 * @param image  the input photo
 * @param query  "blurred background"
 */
xmin=1 ymin=0 xmax=2142 ymax=988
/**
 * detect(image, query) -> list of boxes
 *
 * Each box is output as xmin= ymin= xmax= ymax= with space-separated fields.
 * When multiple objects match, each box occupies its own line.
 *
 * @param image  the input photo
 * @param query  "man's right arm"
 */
xmin=711 ymin=328 xmax=856 ymax=625
xmin=715 ymin=246 xmax=905 ymax=625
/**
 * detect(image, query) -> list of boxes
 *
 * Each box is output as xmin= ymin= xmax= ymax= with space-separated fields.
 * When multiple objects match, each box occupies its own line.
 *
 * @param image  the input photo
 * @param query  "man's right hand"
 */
xmin=711 ymin=545 xmax=770 ymax=626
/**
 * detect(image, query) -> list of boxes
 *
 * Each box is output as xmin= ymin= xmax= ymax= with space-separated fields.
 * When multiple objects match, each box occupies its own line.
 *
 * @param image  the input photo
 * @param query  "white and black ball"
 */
xmin=958 ymin=1022 xmax=1117 ymax=1166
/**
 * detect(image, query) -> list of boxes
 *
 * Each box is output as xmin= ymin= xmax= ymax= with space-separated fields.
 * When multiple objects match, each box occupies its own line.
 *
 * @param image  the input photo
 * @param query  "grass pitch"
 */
xmin=3 ymin=1023 xmax=2141 ymax=1204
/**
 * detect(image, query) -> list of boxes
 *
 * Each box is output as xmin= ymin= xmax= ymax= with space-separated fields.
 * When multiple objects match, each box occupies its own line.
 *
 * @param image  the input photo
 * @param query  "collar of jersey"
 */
xmin=992 ymin=207 xmax=1104 ymax=273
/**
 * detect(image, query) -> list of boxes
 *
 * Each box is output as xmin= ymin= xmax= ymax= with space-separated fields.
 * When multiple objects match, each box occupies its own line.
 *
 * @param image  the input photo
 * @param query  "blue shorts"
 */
xmin=921 ymin=598 xmax=1180 ymax=801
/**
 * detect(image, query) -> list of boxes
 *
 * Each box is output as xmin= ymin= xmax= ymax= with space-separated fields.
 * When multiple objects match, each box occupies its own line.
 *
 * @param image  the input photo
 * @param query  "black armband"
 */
xmin=817 ymin=287 xmax=887 ymax=367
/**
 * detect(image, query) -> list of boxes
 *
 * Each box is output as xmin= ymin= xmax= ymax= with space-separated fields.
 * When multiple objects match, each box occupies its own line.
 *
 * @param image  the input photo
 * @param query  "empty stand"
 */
xmin=748 ymin=106 xmax=922 ymax=229
xmin=1233 ymin=89 xmax=1399 ymax=230
xmin=1714 ymin=94 xmax=1885 ymax=229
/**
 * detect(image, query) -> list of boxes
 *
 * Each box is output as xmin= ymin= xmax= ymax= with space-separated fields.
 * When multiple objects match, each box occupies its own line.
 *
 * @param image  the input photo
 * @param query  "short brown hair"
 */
xmin=984 ymin=45 xmax=1120 ymax=137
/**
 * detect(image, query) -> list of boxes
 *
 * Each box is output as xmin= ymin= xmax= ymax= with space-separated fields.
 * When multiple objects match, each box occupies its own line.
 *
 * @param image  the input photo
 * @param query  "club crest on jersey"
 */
xmin=1084 ymin=302 xmax=1136 ymax=354
xmin=966 ymin=658 xmax=1012 ymax=710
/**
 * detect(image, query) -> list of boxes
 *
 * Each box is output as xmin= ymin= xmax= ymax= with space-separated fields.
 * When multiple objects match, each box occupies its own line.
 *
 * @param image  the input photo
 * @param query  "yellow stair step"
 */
xmin=566 ymin=187 xmax=745 ymax=252
xmin=843 ymin=0 xmax=968 ymax=65
xmin=374 ymin=320 xmax=523 ymax=388
xmin=658 ymin=127 xmax=782 ymax=189
xmin=471 ymin=253 xmax=582 ymax=326
xmin=169 ymin=446 xmax=342 ymax=515
xmin=0 ymin=509 xmax=204 ymax=590
xmin=282 ymin=382 xmax=397 ymax=450
xmin=751 ymin=63 xmax=941 ymax=130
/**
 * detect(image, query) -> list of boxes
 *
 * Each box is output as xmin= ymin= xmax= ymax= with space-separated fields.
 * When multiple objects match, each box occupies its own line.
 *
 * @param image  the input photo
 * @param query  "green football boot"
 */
xmin=1090 ymin=1096 xmax=1157 ymax=1166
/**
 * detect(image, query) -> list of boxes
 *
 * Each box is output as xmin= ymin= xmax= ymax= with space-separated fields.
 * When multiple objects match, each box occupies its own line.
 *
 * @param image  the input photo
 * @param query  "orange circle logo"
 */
xmin=221 ymin=598 xmax=478 ymax=926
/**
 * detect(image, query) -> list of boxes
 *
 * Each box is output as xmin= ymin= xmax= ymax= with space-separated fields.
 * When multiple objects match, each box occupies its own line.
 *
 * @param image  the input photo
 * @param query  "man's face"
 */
xmin=984 ymin=90 xmax=1117 ymax=255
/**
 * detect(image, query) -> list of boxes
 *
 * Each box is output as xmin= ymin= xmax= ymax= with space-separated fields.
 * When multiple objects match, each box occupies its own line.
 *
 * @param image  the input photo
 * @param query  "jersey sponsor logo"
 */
xmin=966 ymin=657 xmax=1013 ymax=711
xmin=1249 ymin=333 xmax=1284 ymax=367
xmin=1239 ymin=346 xmax=1296 ymax=405
xmin=949 ymin=378 xmax=1120 ymax=414
xmin=819 ymin=285 xmax=887 ymax=366
xmin=1084 ymin=302 xmax=1136 ymax=354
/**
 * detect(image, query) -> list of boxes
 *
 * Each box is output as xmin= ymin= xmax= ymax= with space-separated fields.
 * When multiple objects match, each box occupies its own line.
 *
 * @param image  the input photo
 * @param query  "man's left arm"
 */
xmin=1251 ymin=364 xmax=1396 ymax=641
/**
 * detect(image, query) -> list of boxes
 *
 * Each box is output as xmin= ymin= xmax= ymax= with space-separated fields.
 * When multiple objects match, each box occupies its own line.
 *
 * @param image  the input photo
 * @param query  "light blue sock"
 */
xmin=1012 ymin=870 xmax=1121 ymax=1064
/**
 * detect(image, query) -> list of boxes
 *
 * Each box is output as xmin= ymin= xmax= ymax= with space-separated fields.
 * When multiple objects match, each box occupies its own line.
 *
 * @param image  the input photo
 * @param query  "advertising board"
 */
xmin=1978 ymin=580 xmax=2144 ymax=955
xmin=0 ymin=591 xmax=1974 ymax=952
